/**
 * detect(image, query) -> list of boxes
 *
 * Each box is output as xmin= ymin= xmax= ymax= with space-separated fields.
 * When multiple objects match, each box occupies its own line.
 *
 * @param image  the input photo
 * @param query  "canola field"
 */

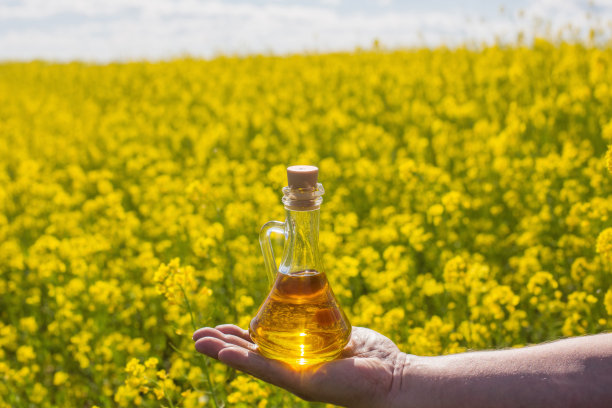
xmin=1 ymin=41 xmax=612 ymax=407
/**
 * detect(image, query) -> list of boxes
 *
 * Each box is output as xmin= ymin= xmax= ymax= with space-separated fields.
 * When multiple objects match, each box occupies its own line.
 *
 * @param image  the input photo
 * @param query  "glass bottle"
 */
xmin=249 ymin=165 xmax=352 ymax=367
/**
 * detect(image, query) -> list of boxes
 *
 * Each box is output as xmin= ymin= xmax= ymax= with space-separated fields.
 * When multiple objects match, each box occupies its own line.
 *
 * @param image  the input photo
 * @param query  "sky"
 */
xmin=0 ymin=0 xmax=611 ymax=62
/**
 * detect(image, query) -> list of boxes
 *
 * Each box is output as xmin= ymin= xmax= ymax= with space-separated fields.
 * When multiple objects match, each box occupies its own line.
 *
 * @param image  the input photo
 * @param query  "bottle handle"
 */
xmin=259 ymin=220 xmax=286 ymax=286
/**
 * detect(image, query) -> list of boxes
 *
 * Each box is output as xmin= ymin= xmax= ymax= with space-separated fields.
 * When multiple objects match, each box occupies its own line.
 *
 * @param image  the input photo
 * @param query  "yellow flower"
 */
xmin=144 ymin=357 xmax=158 ymax=369
xmin=605 ymin=289 xmax=612 ymax=316
xmin=154 ymin=258 xmax=200 ymax=305
xmin=443 ymin=256 xmax=468 ymax=293
xmin=19 ymin=317 xmax=38 ymax=333
xmin=53 ymin=371 xmax=70 ymax=386
xmin=227 ymin=375 xmax=270 ymax=405
xmin=596 ymin=228 xmax=612 ymax=260
xmin=428 ymin=204 xmax=444 ymax=217
xmin=29 ymin=383 xmax=47 ymax=404
xmin=603 ymin=121 xmax=612 ymax=141
xmin=153 ymin=388 xmax=165 ymax=400
xmin=125 ymin=358 xmax=144 ymax=376
xmin=16 ymin=346 xmax=35 ymax=363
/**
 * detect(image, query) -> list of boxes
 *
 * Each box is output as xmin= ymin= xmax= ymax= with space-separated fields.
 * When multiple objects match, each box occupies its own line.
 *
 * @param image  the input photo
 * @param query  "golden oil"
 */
xmin=250 ymin=269 xmax=351 ymax=366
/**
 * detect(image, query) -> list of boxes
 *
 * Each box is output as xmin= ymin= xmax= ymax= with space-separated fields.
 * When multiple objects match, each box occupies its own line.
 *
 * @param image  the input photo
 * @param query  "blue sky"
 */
xmin=0 ymin=0 xmax=610 ymax=61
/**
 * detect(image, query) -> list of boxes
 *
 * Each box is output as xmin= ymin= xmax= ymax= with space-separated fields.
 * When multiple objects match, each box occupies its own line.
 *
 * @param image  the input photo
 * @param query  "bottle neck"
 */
xmin=279 ymin=208 xmax=323 ymax=274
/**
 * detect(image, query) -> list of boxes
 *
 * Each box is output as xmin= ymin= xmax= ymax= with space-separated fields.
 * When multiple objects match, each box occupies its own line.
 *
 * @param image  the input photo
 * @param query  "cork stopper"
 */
xmin=283 ymin=165 xmax=323 ymax=211
xmin=287 ymin=165 xmax=318 ymax=190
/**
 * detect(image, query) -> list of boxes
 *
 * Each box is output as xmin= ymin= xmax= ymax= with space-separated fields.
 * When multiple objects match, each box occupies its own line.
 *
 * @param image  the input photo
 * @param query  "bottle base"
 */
xmin=256 ymin=342 xmax=344 ymax=367
xmin=249 ymin=324 xmax=351 ymax=368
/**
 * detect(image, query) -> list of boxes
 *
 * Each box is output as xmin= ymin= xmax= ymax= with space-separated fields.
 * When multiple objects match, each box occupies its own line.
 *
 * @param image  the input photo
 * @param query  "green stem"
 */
xmin=146 ymin=377 xmax=175 ymax=408
xmin=180 ymin=283 xmax=220 ymax=408
xmin=163 ymin=384 xmax=176 ymax=408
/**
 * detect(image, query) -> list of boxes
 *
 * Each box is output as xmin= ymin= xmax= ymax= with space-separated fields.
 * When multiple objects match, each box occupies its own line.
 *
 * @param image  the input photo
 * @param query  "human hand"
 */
xmin=193 ymin=325 xmax=409 ymax=408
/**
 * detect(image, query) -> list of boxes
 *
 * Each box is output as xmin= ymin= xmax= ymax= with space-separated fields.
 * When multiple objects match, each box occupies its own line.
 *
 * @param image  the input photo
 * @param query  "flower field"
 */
xmin=1 ymin=40 xmax=612 ymax=407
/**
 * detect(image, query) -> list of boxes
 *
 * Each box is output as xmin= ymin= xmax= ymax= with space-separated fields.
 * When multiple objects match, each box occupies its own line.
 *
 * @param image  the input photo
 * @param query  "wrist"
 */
xmin=387 ymin=354 xmax=439 ymax=408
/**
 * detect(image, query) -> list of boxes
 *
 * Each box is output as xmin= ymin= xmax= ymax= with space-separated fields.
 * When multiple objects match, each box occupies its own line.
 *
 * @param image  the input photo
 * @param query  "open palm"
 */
xmin=193 ymin=325 xmax=407 ymax=408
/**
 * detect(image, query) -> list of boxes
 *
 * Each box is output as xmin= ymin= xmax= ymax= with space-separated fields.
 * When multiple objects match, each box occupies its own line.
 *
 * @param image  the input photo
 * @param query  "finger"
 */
xmin=194 ymin=337 xmax=230 ymax=359
xmin=193 ymin=327 xmax=217 ymax=342
xmin=222 ymin=333 xmax=259 ymax=352
xmin=193 ymin=327 xmax=258 ymax=352
xmin=193 ymin=327 xmax=231 ymax=342
xmin=215 ymin=324 xmax=253 ymax=343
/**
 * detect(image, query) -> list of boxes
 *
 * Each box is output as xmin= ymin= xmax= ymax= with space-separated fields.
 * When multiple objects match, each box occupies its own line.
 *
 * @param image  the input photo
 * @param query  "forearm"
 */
xmin=393 ymin=333 xmax=612 ymax=408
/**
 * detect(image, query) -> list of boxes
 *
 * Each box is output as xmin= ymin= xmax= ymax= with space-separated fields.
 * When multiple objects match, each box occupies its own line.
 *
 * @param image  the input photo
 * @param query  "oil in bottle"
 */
xmin=250 ymin=269 xmax=351 ymax=366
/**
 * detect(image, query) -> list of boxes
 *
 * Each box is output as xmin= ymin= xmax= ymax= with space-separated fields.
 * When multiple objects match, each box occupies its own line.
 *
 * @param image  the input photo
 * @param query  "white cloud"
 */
xmin=0 ymin=0 xmax=611 ymax=61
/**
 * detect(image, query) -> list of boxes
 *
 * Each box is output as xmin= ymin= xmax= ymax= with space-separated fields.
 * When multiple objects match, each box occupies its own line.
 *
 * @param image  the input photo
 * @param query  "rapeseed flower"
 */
xmin=53 ymin=372 xmax=69 ymax=386
xmin=596 ymin=228 xmax=612 ymax=260
xmin=2 ymin=40 xmax=612 ymax=406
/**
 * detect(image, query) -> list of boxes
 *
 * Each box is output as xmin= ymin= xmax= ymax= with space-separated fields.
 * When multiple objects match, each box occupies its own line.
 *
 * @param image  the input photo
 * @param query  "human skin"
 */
xmin=193 ymin=325 xmax=612 ymax=408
